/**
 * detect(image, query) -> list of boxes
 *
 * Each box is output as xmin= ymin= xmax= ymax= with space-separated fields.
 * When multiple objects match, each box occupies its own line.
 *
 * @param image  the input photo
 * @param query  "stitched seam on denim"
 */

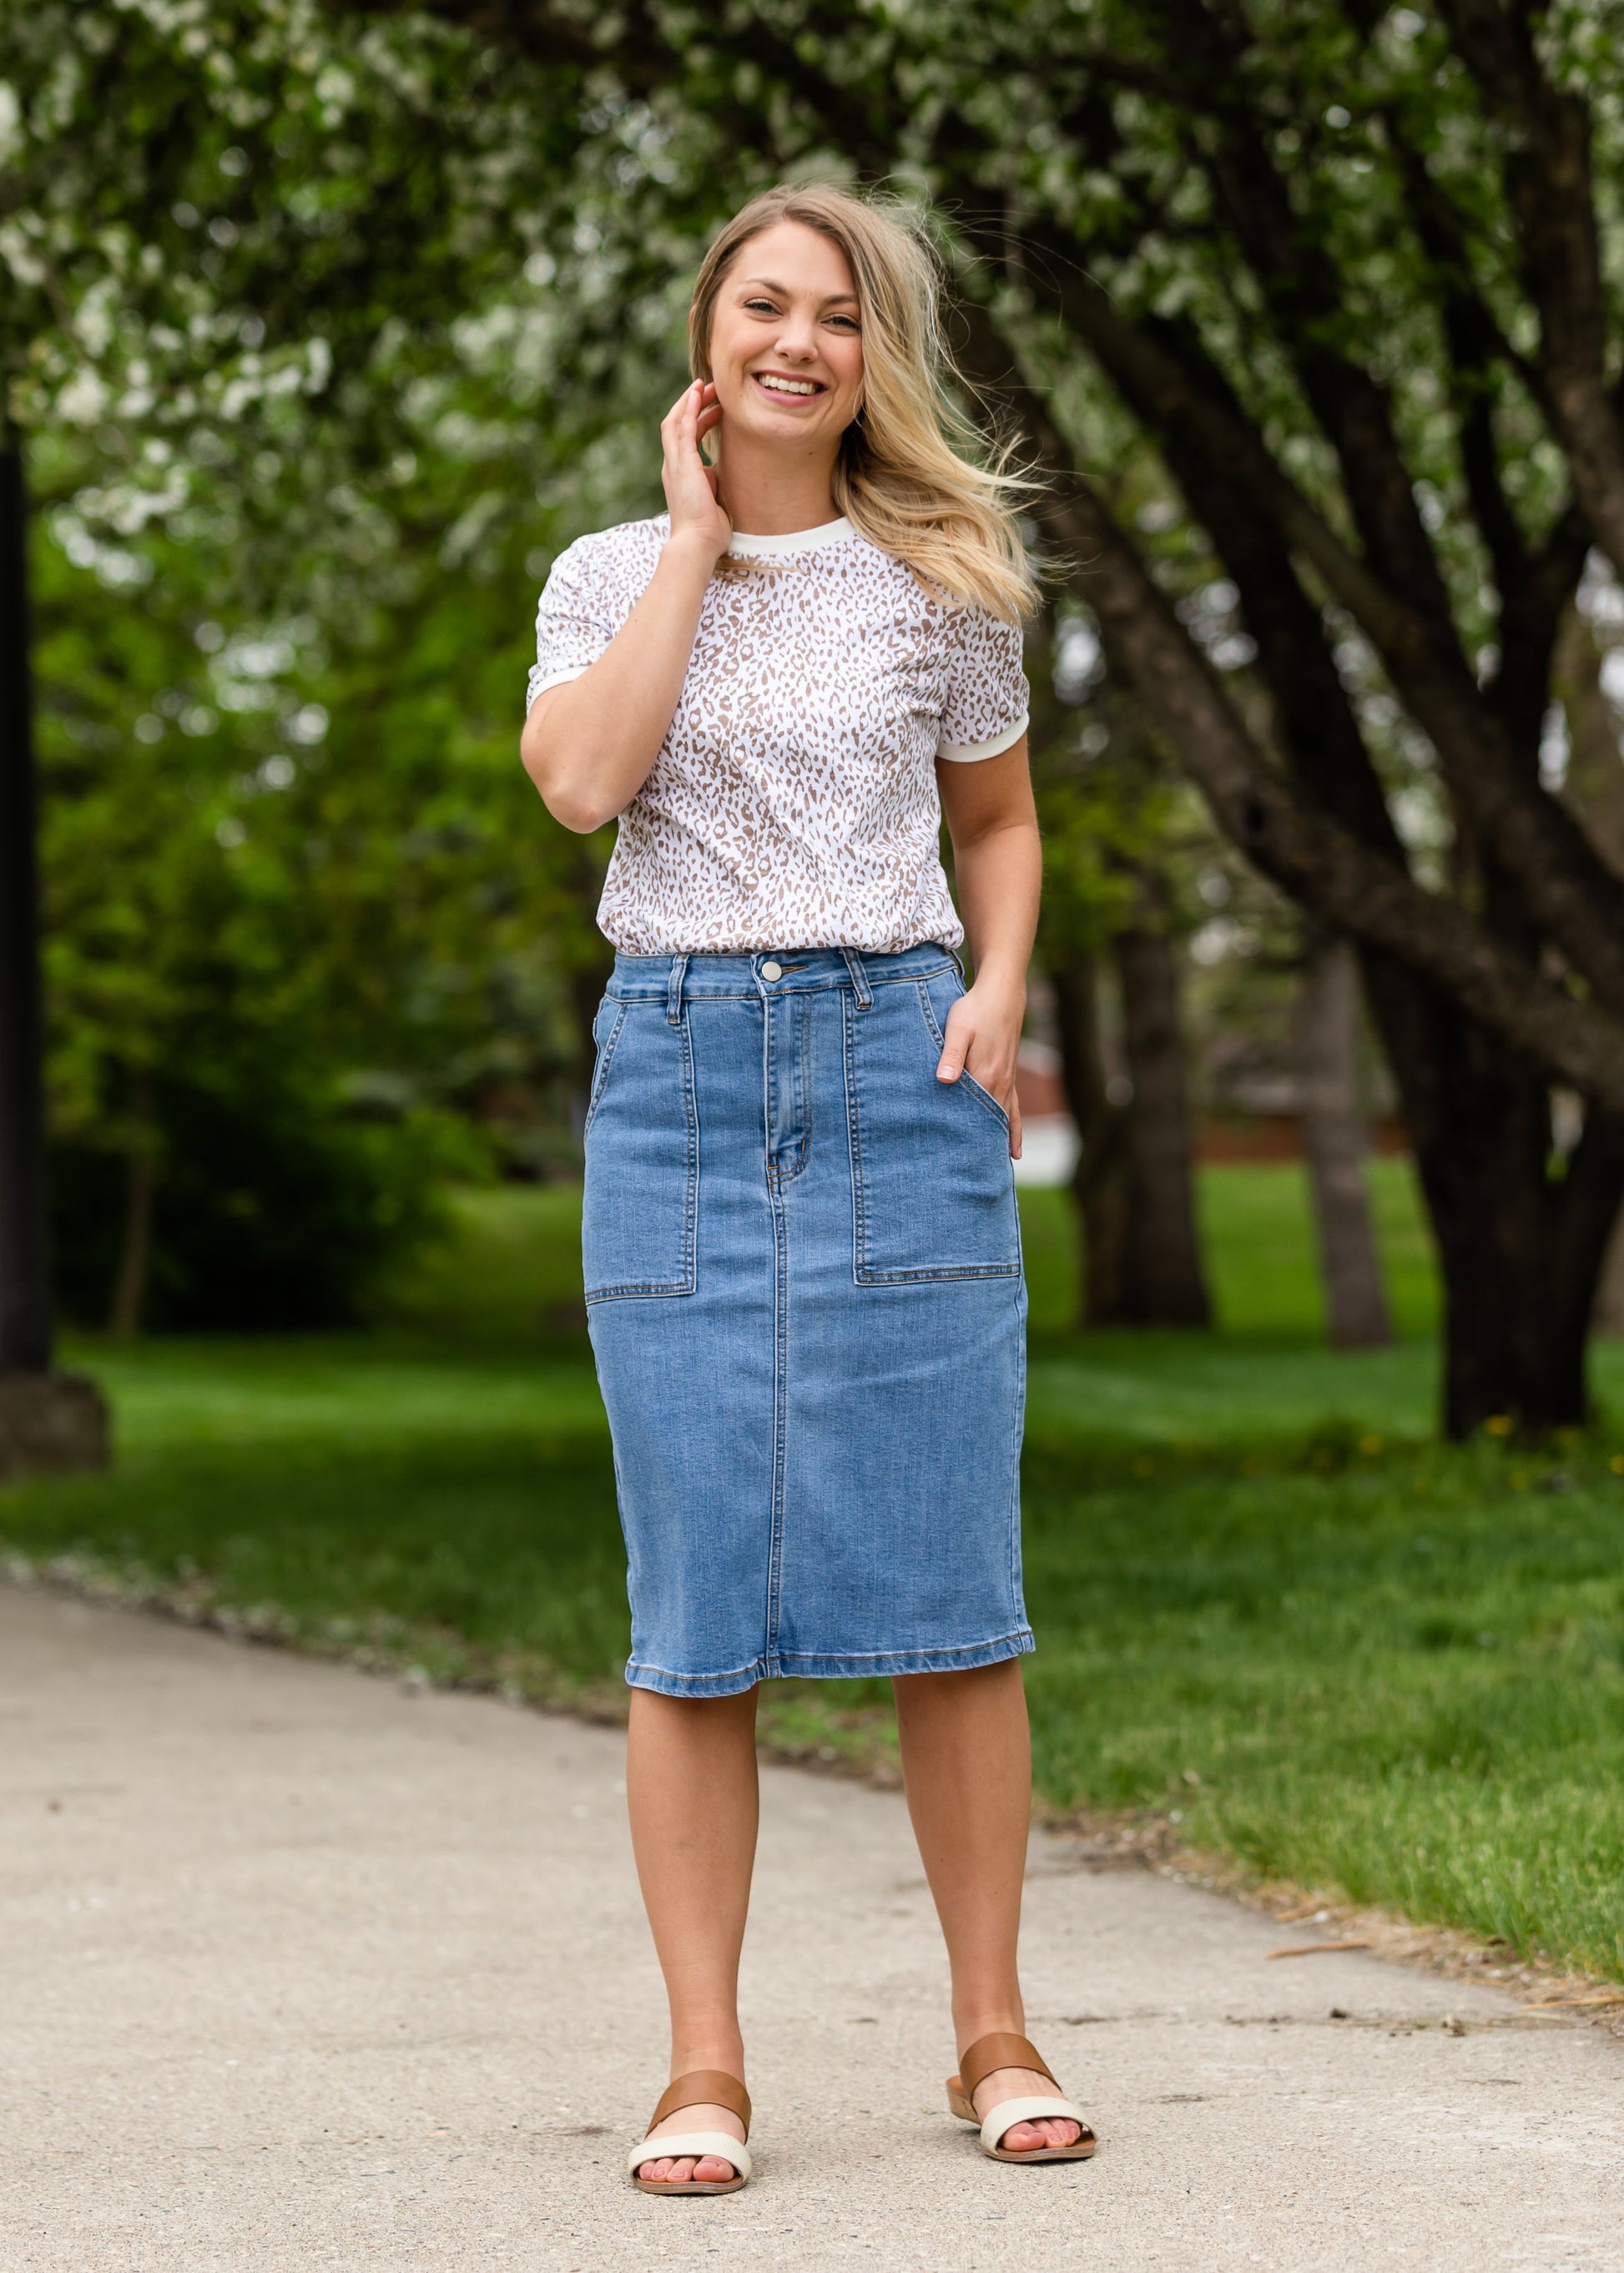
xmin=772 ymin=995 xmax=813 ymax=1187
xmin=759 ymin=981 xmax=774 ymax=1191
xmin=586 ymin=1283 xmax=699 ymax=1303
xmin=765 ymin=1171 xmax=789 ymax=1678
xmin=857 ymin=1265 xmax=1021 ymax=1283
xmin=583 ymin=1005 xmax=699 ymax=1301
xmin=607 ymin=964 xmax=956 ymax=1004
xmin=626 ymin=1672 xmax=765 ymax=1696
xmin=628 ymin=1638 xmax=1036 ymax=1686
xmin=769 ymin=1650 xmax=1035 ymax=1681
xmin=775 ymin=1629 xmax=1035 ymax=1664
xmin=915 ymin=979 xmax=1011 ymax=1130
xmin=1009 ymin=1275 xmax=1028 ymax=1621
xmin=582 ymin=1000 xmax=627 ymax=1142
xmin=683 ymin=1009 xmax=699 ymax=1287
xmin=842 ymin=990 xmax=869 ymax=1284
xmin=758 ymin=979 xmax=786 ymax=1676
xmin=627 ymin=1655 xmax=769 ymax=1683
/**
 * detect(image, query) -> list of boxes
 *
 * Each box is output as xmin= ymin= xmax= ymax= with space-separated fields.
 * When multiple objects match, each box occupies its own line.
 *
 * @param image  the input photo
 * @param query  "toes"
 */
xmin=636 ymin=2098 xmax=745 ymax=2187
xmin=641 ymin=2149 xmax=735 ymax=2185
xmin=637 ymin=2153 xmax=704 ymax=2184
xmin=996 ymin=2114 xmax=1083 ymax=2152
xmin=976 ymin=2067 xmax=1087 ymax=2155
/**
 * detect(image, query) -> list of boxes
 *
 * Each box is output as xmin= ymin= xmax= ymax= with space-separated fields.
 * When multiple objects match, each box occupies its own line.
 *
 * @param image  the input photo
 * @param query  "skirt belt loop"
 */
xmin=666 ymin=954 xmax=689 ymax=1026
xmin=840 ymin=946 xmax=873 ymax=1011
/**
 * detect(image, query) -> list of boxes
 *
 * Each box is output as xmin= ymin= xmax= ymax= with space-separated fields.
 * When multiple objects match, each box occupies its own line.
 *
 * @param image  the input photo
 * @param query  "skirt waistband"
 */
xmin=606 ymin=940 xmax=961 ymax=1011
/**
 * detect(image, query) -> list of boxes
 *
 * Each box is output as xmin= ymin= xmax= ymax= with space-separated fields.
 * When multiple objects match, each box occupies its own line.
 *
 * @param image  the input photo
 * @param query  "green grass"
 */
xmin=1022 ymin=1436 xmax=1624 ymax=1978
xmin=6 ymin=1167 xmax=1624 ymax=1978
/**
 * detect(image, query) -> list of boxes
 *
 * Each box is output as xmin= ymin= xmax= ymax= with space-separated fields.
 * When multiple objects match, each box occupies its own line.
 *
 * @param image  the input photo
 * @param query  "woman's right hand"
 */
xmin=661 ymin=380 xmax=731 ymax=560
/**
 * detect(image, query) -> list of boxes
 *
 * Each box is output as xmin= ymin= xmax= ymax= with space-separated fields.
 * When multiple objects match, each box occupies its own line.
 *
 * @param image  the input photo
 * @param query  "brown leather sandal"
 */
xmin=627 ymin=2069 xmax=752 ymax=2194
xmin=946 ymin=2031 xmax=1097 ymax=2163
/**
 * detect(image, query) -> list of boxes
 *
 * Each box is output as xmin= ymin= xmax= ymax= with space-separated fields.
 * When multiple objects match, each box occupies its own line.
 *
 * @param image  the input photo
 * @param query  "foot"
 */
xmin=971 ymin=2066 xmax=1084 ymax=2154
xmin=633 ymin=2101 xmax=746 ymax=2188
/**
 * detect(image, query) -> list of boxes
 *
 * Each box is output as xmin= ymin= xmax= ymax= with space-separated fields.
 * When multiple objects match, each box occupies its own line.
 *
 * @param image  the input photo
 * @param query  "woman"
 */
xmin=521 ymin=182 xmax=1095 ymax=2193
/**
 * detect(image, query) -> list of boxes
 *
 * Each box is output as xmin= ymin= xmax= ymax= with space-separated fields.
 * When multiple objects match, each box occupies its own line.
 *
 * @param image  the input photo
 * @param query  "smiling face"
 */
xmin=704 ymin=219 xmax=865 ymax=466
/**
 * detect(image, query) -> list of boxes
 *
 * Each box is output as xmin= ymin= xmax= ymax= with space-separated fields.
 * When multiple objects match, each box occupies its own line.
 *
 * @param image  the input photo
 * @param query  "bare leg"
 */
xmin=892 ymin=1661 xmax=1081 ymax=2151
xmin=625 ymin=1686 xmax=759 ymax=2183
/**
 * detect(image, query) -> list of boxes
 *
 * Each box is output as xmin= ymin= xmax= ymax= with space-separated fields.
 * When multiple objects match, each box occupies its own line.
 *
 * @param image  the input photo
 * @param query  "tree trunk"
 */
xmin=1596 ymin=1208 xmax=1624 ymax=1336
xmin=1115 ymin=907 xmax=1212 ymax=1328
xmin=1293 ymin=930 xmax=1391 ymax=1348
xmin=1421 ymin=1103 xmax=1621 ymax=1436
xmin=1020 ymin=350 xmax=1615 ymax=1422
xmin=0 ymin=446 xmax=51 ymax=1373
xmin=1048 ymin=950 xmax=1130 ymax=1328
xmin=1355 ymin=940 xmax=1624 ymax=1433
xmin=1548 ymin=612 xmax=1624 ymax=1343
xmin=108 ymin=1070 xmax=157 ymax=1339
xmin=1049 ymin=915 xmax=1212 ymax=1330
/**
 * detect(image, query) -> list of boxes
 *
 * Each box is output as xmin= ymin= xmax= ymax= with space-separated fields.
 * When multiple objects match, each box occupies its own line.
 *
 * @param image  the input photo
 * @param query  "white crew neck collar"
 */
xmin=725 ymin=516 xmax=855 ymax=558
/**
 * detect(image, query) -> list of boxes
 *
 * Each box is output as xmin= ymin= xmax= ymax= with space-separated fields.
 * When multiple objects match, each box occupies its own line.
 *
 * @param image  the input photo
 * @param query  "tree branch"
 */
xmin=390 ymin=0 xmax=1624 ymax=1038
xmin=955 ymin=305 xmax=1624 ymax=1107
xmin=1440 ymin=0 xmax=1624 ymax=586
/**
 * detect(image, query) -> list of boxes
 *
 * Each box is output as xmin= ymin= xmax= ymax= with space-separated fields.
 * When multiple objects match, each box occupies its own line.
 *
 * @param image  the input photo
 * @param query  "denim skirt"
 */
xmin=583 ymin=941 xmax=1032 ymax=1697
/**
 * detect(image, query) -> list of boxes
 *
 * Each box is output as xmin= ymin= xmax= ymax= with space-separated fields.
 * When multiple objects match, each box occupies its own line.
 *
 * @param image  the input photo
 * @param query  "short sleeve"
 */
xmin=936 ymin=605 xmax=1031 ymax=761
xmin=525 ymin=537 xmax=618 ymax=714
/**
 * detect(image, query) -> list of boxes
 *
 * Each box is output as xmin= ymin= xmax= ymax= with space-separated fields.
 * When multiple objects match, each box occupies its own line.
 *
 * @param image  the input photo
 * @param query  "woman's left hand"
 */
xmin=936 ymin=977 xmax=1025 ymax=1159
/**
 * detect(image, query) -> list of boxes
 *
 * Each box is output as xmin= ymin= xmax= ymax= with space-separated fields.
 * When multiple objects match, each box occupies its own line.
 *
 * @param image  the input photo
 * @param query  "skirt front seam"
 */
xmin=765 ymin=1158 xmax=789 ymax=1681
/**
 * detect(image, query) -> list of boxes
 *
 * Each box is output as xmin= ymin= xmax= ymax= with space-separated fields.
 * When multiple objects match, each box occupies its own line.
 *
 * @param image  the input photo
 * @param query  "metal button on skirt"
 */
xmin=583 ymin=942 xmax=1032 ymax=1697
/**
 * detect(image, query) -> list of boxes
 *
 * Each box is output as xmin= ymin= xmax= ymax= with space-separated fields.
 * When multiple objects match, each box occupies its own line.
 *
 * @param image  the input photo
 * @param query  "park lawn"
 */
xmin=5 ymin=1166 xmax=1624 ymax=1980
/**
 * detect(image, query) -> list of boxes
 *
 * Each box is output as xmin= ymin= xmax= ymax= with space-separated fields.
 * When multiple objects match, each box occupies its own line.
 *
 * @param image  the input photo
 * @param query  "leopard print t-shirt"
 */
xmin=526 ymin=514 xmax=1029 ymax=955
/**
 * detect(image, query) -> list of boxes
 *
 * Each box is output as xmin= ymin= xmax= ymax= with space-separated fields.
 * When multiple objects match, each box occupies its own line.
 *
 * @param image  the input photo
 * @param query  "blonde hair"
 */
xmin=688 ymin=183 xmax=1036 ymax=622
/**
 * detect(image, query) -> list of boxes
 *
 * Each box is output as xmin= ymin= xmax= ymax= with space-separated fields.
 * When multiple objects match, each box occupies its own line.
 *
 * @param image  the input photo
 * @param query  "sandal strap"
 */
xmin=957 ymin=2032 xmax=1057 ymax=2099
xmin=629 ymin=2130 xmax=753 ymax=2181
xmin=980 ymin=2094 xmax=1093 ymax=2153
xmin=647 ymin=2069 xmax=751 ymax=2137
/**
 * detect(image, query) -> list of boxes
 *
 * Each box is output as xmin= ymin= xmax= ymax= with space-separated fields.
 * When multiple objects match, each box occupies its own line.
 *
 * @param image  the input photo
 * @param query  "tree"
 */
xmin=1294 ymin=929 xmax=1393 ymax=1349
xmin=1029 ymin=610 xmax=1213 ymax=1328
xmin=395 ymin=0 xmax=1624 ymax=1434
xmin=5 ymin=0 xmax=663 ymax=1333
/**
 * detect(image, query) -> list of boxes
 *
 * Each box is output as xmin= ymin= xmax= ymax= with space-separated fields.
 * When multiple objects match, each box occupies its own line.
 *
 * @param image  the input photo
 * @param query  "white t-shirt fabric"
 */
xmin=526 ymin=514 xmax=1030 ymax=956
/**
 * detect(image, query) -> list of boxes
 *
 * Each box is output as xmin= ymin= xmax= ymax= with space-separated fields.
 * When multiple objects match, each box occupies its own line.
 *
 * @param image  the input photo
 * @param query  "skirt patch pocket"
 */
xmin=583 ymin=999 xmax=626 ymax=1140
xmin=843 ymin=978 xmax=1021 ymax=1285
xmin=582 ymin=1000 xmax=699 ymax=1302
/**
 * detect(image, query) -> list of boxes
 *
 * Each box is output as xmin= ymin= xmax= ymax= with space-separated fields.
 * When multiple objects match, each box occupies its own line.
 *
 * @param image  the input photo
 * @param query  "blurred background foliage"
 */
xmin=10 ymin=0 xmax=1624 ymax=1410
xmin=12 ymin=0 xmax=668 ymax=1324
xmin=9 ymin=0 xmax=1290 ymax=1333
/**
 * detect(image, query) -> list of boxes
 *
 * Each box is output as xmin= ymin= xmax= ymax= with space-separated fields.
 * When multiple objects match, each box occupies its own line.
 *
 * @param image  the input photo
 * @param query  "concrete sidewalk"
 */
xmin=3 ymin=1584 xmax=1621 ymax=2273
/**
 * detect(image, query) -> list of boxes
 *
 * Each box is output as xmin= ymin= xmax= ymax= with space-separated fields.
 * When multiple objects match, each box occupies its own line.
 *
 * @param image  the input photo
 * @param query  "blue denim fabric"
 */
xmin=583 ymin=942 xmax=1032 ymax=1697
